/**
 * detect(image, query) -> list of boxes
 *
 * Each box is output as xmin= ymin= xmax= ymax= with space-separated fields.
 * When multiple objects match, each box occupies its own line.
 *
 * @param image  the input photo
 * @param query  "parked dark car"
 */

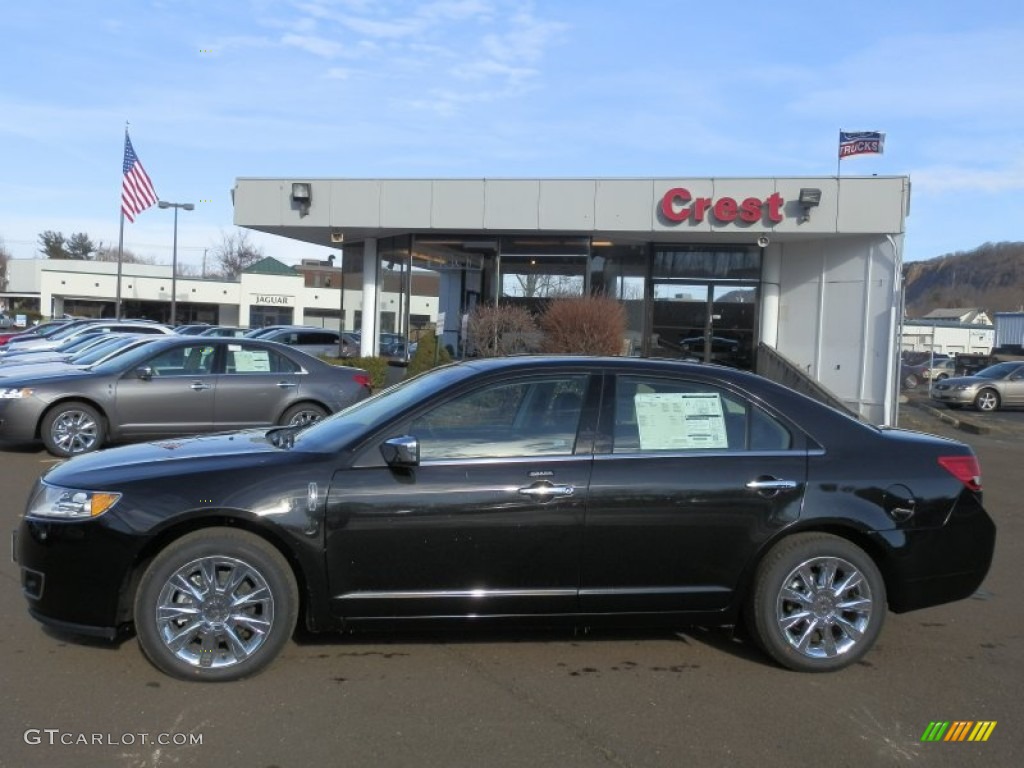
xmin=13 ymin=356 xmax=994 ymax=681
xmin=0 ymin=319 xmax=76 ymax=347
xmin=244 ymin=326 xmax=341 ymax=357
xmin=3 ymin=318 xmax=172 ymax=353
xmin=0 ymin=335 xmax=371 ymax=456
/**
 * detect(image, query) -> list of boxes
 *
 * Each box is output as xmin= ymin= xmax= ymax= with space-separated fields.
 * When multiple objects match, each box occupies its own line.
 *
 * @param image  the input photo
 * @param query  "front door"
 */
xmin=324 ymin=372 xmax=595 ymax=619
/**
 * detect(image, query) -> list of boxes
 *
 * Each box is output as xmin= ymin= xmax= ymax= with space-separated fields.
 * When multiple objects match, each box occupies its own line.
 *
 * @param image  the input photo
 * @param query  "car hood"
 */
xmin=0 ymin=366 xmax=94 ymax=384
xmin=933 ymin=375 xmax=988 ymax=387
xmin=0 ymin=361 xmax=80 ymax=378
xmin=43 ymin=430 xmax=307 ymax=488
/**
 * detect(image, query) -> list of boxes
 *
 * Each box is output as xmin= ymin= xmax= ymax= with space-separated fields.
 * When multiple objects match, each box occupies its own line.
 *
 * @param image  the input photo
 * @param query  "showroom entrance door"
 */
xmin=650 ymin=281 xmax=758 ymax=369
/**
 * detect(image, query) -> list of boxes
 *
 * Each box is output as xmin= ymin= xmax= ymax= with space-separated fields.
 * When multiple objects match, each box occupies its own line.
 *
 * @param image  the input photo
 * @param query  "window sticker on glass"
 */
xmin=233 ymin=350 xmax=271 ymax=372
xmin=635 ymin=392 xmax=728 ymax=450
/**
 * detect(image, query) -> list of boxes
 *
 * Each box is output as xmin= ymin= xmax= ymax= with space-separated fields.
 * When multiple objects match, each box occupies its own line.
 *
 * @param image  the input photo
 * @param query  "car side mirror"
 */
xmin=381 ymin=435 xmax=420 ymax=467
xmin=135 ymin=366 xmax=154 ymax=381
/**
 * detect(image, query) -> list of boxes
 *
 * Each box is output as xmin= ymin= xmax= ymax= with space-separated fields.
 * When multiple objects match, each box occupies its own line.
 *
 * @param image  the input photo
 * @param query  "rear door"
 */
xmin=581 ymin=372 xmax=808 ymax=614
xmin=213 ymin=342 xmax=304 ymax=428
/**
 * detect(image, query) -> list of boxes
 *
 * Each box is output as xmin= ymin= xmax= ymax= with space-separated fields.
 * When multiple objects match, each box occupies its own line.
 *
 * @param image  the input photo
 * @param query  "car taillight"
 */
xmin=938 ymin=455 xmax=982 ymax=491
xmin=354 ymin=373 xmax=372 ymax=389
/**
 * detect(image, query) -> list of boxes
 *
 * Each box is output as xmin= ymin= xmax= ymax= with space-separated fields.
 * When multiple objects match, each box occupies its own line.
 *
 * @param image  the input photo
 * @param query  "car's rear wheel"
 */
xmin=40 ymin=402 xmax=106 ymax=457
xmin=974 ymin=389 xmax=1000 ymax=412
xmin=902 ymin=374 xmax=919 ymax=390
xmin=280 ymin=403 xmax=328 ymax=427
xmin=748 ymin=533 xmax=885 ymax=672
xmin=134 ymin=529 xmax=298 ymax=682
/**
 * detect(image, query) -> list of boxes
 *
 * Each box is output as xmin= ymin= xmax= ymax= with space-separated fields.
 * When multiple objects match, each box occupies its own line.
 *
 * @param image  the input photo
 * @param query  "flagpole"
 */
xmin=115 ymin=210 xmax=125 ymax=319
xmin=837 ymin=130 xmax=842 ymax=178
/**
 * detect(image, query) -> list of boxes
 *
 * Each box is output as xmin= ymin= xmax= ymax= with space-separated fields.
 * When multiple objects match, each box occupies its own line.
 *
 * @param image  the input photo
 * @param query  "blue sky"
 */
xmin=2 ymin=0 xmax=1022 ymax=271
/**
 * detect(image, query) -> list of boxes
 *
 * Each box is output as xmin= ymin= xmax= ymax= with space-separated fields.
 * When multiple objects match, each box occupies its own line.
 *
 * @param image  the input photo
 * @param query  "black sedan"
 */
xmin=13 ymin=356 xmax=995 ymax=681
xmin=0 ymin=335 xmax=371 ymax=456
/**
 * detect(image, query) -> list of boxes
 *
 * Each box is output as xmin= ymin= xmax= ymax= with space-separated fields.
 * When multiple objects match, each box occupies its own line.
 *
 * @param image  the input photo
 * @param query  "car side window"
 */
xmin=297 ymin=332 xmax=337 ymax=345
xmin=612 ymin=375 xmax=791 ymax=453
xmin=409 ymin=375 xmax=589 ymax=460
xmin=225 ymin=345 xmax=299 ymax=374
xmin=145 ymin=345 xmax=216 ymax=376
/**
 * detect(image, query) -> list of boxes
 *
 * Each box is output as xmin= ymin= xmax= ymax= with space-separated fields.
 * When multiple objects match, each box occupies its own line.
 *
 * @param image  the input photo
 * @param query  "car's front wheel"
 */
xmin=40 ymin=402 xmax=106 ymax=457
xmin=748 ymin=533 xmax=885 ymax=672
xmin=280 ymin=403 xmax=328 ymax=428
xmin=974 ymin=388 xmax=1000 ymax=412
xmin=134 ymin=529 xmax=298 ymax=682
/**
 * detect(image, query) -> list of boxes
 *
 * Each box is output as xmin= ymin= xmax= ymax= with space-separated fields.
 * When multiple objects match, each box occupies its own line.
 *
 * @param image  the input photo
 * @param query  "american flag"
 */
xmin=121 ymin=131 xmax=158 ymax=222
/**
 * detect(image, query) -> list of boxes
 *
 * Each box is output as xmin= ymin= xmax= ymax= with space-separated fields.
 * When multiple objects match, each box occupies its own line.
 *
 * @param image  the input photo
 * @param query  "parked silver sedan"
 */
xmin=930 ymin=361 xmax=1024 ymax=412
xmin=0 ymin=336 xmax=372 ymax=456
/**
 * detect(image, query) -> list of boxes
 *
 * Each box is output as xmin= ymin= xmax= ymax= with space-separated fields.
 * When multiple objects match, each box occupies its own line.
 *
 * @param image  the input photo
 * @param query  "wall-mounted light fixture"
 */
xmin=291 ymin=182 xmax=312 ymax=217
xmin=798 ymin=188 xmax=821 ymax=222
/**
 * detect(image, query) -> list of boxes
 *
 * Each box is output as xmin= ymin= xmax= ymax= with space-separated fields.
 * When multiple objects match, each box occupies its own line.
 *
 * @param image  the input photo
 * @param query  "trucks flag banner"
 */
xmin=839 ymin=131 xmax=885 ymax=159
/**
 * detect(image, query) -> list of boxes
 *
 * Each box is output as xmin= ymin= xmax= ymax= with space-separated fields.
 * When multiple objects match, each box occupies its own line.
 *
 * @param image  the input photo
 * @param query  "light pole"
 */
xmin=158 ymin=200 xmax=194 ymax=325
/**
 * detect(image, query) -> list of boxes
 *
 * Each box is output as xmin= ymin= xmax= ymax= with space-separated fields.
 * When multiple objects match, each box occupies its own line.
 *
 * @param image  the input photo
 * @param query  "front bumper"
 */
xmin=14 ymin=515 xmax=143 ymax=635
xmin=930 ymin=389 xmax=977 ymax=406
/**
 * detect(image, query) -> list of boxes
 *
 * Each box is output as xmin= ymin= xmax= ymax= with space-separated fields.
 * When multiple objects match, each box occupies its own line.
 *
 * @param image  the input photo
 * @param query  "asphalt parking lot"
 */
xmin=1 ymin=405 xmax=1021 ymax=768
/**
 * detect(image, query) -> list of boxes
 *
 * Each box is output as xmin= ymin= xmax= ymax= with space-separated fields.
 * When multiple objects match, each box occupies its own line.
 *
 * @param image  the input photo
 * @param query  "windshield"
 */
xmin=70 ymin=336 xmax=145 ymax=365
xmin=292 ymin=363 xmax=474 ymax=451
xmin=54 ymin=333 xmax=108 ymax=352
xmin=975 ymin=362 xmax=1021 ymax=379
xmin=88 ymin=339 xmax=170 ymax=374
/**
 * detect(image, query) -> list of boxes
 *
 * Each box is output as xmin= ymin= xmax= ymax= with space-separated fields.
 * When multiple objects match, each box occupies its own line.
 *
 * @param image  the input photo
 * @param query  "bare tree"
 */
xmin=209 ymin=231 xmax=264 ymax=280
xmin=0 ymin=239 xmax=10 ymax=293
xmin=94 ymin=246 xmax=157 ymax=265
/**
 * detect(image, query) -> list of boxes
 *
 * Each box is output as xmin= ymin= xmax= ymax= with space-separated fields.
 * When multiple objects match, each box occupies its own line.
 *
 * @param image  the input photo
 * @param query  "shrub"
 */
xmin=406 ymin=330 xmax=452 ymax=378
xmin=466 ymin=304 xmax=540 ymax=357
xmin=539 ymin=295 xmax=627 ymax=355
xmin=320 ymin=355 xmax=390 ymax=391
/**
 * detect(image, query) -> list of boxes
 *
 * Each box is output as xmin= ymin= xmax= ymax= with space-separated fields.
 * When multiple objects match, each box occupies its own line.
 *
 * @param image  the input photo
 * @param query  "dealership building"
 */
xmin=1 ymin=175 xmax=911 ymax=425
xmin=231 ymin=175 xmax=910 ymax=425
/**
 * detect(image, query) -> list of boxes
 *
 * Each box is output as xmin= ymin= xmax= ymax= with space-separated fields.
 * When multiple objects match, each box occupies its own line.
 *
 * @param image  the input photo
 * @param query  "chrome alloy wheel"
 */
xmin=775 ymin=556 xmax=873 ymax=660
xmin=154 ymin=556 xmax=275 ymax=670
xmin=287 ymin=408 xmax=324 ymax=427
xmin=50 ymin=409 xmax=100 ymax=454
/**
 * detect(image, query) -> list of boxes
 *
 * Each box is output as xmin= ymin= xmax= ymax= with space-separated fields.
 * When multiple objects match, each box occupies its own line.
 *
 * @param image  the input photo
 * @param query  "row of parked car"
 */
xmin=0 ymin=318 xmax=372 ymax=456
xmin=900 ymin=350 xmax=1024 ymax=412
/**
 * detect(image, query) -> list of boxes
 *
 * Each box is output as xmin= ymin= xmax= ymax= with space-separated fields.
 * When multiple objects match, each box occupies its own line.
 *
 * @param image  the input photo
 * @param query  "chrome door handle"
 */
xmin=745 ymin=478 xmax=798 ymax=491
xmin=190 ymin=382 xmax=212 ymax=391
xmin=517 ymin=483 xmax=575 ymax=499
xmin=276 ymin=381 xmax=298 ymax=389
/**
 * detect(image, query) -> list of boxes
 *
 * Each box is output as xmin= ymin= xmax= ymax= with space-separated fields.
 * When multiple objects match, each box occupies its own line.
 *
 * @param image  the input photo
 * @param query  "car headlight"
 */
xmin=27 ymin=484 xmax=122 ymax=520
xmin=1 ymin=387 xmax=34 ymax=399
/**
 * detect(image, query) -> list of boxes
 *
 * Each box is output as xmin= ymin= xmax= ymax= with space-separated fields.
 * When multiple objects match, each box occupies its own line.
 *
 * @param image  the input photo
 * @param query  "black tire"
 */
xmin=935 ymin=373 xmax=949 ymax=381
xmin=40 ymin=402 xmax=107 ymax=457
xmin=279 ymin=402 xmax=328 ymax=428
xmin=974 ymin=388 xmax=1000 ymax=412
xmin=748 ymin=533 xmax=885 ymax=672
xmin=902 ymin=374 xmax=919 ymax=390
xmin=134 ymin=528 xmax=298 ymax=682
